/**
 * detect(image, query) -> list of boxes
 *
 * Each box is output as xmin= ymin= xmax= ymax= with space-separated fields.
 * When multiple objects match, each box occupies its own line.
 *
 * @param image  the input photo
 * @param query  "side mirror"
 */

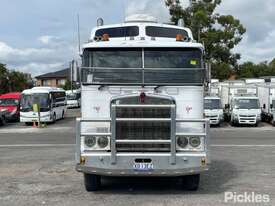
xmin=225 ymin=104 xmax=230 ymax=109
xmin=263 ymin=104 xmax=266 ymax=109
xmin=271 ymin=104 xmax=273 ymax=109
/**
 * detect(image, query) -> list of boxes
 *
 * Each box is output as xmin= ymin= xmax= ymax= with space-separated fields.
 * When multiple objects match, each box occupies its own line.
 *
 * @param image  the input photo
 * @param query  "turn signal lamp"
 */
xmin=102 ymin=33 xmax=110 ymax=41
xmin=176 ymin=34 xmax=184 ymax=41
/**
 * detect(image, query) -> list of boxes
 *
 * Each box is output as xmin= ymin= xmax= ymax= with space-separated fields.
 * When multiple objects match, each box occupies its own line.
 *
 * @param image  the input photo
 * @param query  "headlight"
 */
xmin=82 ymin=136 xmax=110 ymax=151
xmin=189 ymin=137 xmax=201 ymax=148
xmin=84 ymin=136 xmax=96 ymax=148
xmin=177 ymin=136 xmax=188 ymax=148
xmin=97 ymin=136 xmax=109 ymax=148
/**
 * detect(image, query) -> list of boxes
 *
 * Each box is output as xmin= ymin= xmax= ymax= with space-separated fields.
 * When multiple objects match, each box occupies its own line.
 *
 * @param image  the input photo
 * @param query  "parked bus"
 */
xmin=75 ymin=15 xmax=210 ymax=191
xmin=20 ymin=87 xmax=66 ymax=124
xmin=66 ymin=90 xmax=81 ymax=108
xmin=0 ymin=92 xmax=21 ymax=121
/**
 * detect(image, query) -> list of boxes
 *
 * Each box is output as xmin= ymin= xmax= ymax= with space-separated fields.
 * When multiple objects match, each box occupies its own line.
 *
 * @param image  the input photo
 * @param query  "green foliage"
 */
xmin=0 ymin=63 xmax=30 ymax=94
xmin=62 ymin=80 xmax=78 ymax=91
xmin=165 ymin=0 xmax=246 ymax=80
xmin=237 ymin=60 xmax=275 ymax=79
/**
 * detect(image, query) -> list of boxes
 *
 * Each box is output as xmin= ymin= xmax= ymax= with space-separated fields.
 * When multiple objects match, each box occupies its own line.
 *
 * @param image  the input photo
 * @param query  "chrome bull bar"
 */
xmin=76 ymin=104 xmax=210 ymax=166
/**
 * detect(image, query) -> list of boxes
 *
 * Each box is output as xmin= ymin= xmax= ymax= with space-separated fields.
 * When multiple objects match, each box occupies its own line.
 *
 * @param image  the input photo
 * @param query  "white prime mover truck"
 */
xmin=221 ymin=85 xmax=261 ymax=126
xmin=75 ymin=15 xmax=210 ymax=191
xmin=258 ymin=85 xmax=275 ymax=125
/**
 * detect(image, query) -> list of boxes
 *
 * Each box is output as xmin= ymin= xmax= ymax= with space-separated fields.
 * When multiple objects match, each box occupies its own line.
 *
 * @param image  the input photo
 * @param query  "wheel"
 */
xmin=52 ymin=113 xmax=56 ymax=123
xmin=0 ymin=116 xmax=6 ymax=126
xmin=61 ymin=111 xmax=65 ymax=119
xmin=182 ymin=174 xmax=200 ymax=191
xmin=84 ymin=173 xmax=101 ymax=191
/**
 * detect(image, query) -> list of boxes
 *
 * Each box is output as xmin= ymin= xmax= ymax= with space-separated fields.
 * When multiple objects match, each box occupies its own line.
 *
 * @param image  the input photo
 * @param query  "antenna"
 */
xmin=77 ymin=14 xmax=81 ymax=55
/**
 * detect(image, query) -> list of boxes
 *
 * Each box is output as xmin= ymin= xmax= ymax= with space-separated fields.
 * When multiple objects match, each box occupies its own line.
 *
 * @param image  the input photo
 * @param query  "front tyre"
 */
xmin=182 ymin=174 xmax=200 ymax=191
xmin=84 ymin=173 xmax=101 ymax=191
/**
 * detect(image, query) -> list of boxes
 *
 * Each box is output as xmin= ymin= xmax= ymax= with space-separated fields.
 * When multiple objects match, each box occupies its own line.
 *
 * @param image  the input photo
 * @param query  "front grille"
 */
xmin=113 ymin=96 xmax=173 ymax=152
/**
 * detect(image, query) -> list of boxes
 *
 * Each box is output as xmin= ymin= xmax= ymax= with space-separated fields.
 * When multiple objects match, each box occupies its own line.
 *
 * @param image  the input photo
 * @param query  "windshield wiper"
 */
xmin=98 ymin=85 xmax=107 ymax=91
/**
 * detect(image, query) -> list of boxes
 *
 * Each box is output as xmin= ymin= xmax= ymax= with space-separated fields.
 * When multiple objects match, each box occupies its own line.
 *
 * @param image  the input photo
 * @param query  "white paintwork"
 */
xmin=66 ymin=89 xmax=81 ymax=108
xmin=220 ymin=85 xmax=257 ymax=108
xmin=20 ymin=87 xmax=66 ymax=123
xmin=81 ymin=86 xmax=204 ymax=134
xmin=258 ymin=85 xmax=275 ymax=118
xmin=204 ymin=96 xmax=223 ymax=125
xmin=230 ymin=96 xmax=261 ymax=125
xmin=244 ymin=78 xmax=265 ymax=84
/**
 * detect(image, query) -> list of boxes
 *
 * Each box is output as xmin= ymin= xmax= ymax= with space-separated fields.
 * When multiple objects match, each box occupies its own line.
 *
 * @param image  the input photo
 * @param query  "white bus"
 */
xmin=75 ymin=15 xmax=210 ymax=191
xmin=20 ymin=87 xmax=66 ymax=124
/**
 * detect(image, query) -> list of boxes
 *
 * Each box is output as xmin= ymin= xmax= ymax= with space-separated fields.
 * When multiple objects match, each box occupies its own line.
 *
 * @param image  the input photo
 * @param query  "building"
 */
xmin=35 ymin=68 xmax=70 ymax=87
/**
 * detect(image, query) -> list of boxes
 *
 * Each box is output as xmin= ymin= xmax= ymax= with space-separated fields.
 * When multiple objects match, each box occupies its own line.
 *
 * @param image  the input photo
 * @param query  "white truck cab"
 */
xmin=230 ymin=96 xmax=261 ymax=126
xmin=66 ymin=90 xmax=81 ymax=108
xmin=75 ymin=15 xmax=210 ymax=191
xmin=204 ymin=96 xmax=223 ymax=126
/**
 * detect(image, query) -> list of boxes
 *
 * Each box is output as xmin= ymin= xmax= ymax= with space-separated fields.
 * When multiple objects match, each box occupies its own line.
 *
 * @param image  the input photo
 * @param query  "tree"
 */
xmin=0 ymin=64 xmax=10 ymax=94
xmin=0 ymin=63 xmax=30 ymax=94
xmin=165 ymin=0 xmax=246 ymax=80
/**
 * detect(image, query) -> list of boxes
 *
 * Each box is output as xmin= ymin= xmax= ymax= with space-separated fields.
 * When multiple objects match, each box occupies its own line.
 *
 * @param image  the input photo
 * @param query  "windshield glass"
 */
xmin=67 ymin=93 xmax=77 ymax=100
xmin=81 ymin=48 xmax=204 ymax=85
xmin=21 ymin=93 xmax=50 ymax=112
xmin=234 ymin=99 xmax=260 ymax=109
xmin=0 ymin=98 xmax=19 ymax=106
xmin=204 ymin=99 xmax=221 ymax=109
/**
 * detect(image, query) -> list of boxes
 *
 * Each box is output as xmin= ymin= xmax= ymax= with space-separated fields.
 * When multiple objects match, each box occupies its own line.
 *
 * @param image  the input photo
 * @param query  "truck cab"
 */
xmin=75 ymin=15 xmax=210 ymax=191
xmin=204 ymin=96 xmax=223 ymax=126
xmin=0 ymin=92 xmax=21 ymax=122
xmin=230 ymin=96 xmax=261 ymax=126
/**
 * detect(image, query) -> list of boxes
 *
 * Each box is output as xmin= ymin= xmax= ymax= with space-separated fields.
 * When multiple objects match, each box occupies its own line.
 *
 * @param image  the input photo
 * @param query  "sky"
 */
xmin=0 ymin=0 xmax=275 ymax=76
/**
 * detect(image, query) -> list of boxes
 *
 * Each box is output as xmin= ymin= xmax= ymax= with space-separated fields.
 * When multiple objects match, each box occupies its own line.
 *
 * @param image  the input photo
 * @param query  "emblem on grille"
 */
xmin=186 ymin=106 xmax=193 ymax=114
xmin=93 ymin=106 xmax=100 ymax=113
xmin=140 ymin=92 xmax=146 ymax=103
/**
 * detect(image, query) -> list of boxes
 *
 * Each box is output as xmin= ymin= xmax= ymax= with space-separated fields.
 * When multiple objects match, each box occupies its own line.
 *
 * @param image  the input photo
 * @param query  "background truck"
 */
xmin=221 ymin=85 xmax=257 ymax=119
xmin=204 ymin=96 xmax=223 ymax=126
xmin=258 ymin=85 xmax=275 ymax=125
xmin=229 ymin=96 xmax=261 ymax=126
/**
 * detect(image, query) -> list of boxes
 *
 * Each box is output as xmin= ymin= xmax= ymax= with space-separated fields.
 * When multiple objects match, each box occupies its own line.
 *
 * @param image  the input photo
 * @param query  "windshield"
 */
xmin=0 ymin=98 xmax=19 ymax=106
xmin=81 ymin=48 xmax=204 ymax=85
xmin=234 ymin=99 xmax=260 ymax=109
xmin=21 ymin=93 xmax=50 ymax=112
xmin=67 ymin=93 xmax=77 ymax=100
xmin=204 ymin=99 xmax=221 ymax=110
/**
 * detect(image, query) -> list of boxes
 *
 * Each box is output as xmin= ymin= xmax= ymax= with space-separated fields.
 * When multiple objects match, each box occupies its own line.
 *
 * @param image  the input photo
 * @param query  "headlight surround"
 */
xmin=177 ymin=136 xmax=188 ymax=148
xmin=176 ymin=136 xmax=204 ymax=151
xmin=97 ymin=136 xmax=109 ymax=148
xmin=84 ymin=136 xmax=96 ymax=148
xmin=189 ymin=137 xmax=201 ymax=148
xmin=82 ymin=136 xmax=110 ymax=151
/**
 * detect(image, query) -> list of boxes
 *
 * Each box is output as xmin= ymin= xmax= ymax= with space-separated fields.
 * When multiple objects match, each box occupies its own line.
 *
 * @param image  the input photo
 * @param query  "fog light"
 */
xmin=85 ymin=136 xmax=96 ymax=148
xmin=201 ymin=157 xmax=206 ymax=166
xmin=80 ymin=156 xmax=86 ymax=165
xmin=97 ymin=136 xmax=109 ymax=148
xmin=177 ymin=136 xmax=188 ymax=148
xmin=189 ymin=137 xmax=201 ymax=148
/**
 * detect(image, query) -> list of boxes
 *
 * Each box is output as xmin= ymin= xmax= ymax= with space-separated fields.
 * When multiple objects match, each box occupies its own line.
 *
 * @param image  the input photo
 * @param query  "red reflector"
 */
xmin=140 ymin=92 xmax=146 ymax=103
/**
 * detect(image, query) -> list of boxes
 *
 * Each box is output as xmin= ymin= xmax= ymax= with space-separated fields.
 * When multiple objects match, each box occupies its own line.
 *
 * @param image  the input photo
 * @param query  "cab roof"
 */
xmin=82 ymin=22 xmax=204 ymax=51
xmin=0 ymin=92 xmax=21 ymax=99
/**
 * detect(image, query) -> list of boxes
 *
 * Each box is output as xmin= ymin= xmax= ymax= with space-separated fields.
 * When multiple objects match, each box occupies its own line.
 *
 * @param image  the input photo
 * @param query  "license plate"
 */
xmin=133 ymin=163 xmax=154 ymax=171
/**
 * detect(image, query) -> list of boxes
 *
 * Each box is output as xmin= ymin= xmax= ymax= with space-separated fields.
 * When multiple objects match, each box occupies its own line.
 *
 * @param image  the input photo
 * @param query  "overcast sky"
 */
xmin=0 ymin=0 xmax=274 ymax=76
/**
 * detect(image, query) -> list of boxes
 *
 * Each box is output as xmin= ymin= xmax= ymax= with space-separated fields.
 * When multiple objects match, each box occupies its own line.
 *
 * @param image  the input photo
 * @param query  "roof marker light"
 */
xmin=176 ymin=34 xmax=184 ymax=41
xmin=102 ymin=33 xmax=110 ymax=41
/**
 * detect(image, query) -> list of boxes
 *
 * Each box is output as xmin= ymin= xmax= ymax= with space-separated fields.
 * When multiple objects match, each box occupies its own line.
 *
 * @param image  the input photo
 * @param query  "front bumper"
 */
xmin=20 ymin=115 xmax=52 ymax=123
xmin=76 ymin=152 xmax=209 ymax=176
xmin=237 ymin=116 xmax=258 ymax=125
